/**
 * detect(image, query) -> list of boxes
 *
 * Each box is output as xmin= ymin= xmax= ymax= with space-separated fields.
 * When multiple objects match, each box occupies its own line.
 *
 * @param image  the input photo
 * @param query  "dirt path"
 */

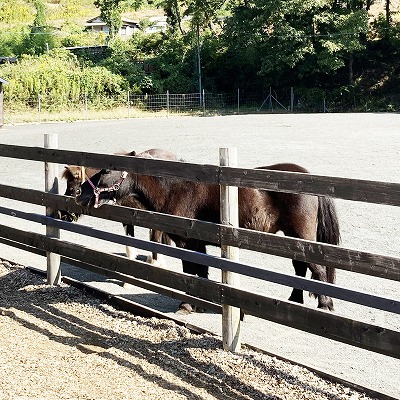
xmin=0 ymin=261 xmax=382 ymax=400
xmin=0 ymin=113 xmax=399 ymax=398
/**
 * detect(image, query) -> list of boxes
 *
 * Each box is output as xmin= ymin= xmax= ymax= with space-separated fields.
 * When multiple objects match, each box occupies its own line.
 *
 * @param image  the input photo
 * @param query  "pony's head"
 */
xmin=75 ymin=169 xmax=130 ymax=209
xmin=59 ymin=165 xmax=88 ymax=221
xmin=62 ymin=165 xmax=87 ymax=196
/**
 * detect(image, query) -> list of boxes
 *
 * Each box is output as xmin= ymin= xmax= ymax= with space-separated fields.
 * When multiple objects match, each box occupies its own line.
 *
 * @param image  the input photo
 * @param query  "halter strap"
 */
xmin=86 ymin=171 xmax=128 ymax=208
xmin=80 ymin=166 xmax=86 ymax=184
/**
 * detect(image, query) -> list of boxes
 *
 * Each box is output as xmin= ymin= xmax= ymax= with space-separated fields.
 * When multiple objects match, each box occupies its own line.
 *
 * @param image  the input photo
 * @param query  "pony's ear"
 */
xmin=61 ymin=166 xmax=72 ymax=179
xmin=127 ymin=151 xmax=136 ymax=156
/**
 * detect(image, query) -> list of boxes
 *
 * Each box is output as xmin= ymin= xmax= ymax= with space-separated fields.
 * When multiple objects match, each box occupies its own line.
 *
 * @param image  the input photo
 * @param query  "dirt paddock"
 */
xmin=0 ymin=113 xmax=399 ymax=399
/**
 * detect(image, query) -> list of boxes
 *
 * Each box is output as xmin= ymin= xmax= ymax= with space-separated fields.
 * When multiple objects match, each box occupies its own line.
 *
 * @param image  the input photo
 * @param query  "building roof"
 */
xmin=86 ymin=16 xmax=139 ymax=28
xmin=0 ymin=56 xmax=17 ymax=64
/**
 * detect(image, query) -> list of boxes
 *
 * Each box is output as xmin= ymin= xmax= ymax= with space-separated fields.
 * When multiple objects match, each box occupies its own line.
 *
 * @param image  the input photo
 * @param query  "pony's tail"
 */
xmin=317 ymin=196 xmax=341 ymax=284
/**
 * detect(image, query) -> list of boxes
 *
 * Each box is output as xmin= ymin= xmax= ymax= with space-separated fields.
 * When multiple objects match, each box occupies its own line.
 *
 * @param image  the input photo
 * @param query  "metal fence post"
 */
xmin=237 ymin=88 xmax=240 ymax=114
xmin=290 ymin=87 xmax=294 ymax=112
xmin=127 ymin=90 xmax=130 ymax=118
xmin=219 ymin=147 xmax=241 ymax=352
xmin=44 ymin=133 xmax=61 ymax=285
xmin=166 ymin=90 xmax=170 ymax=117
xmin=38 ymin=94 xmax=41 ymax=124
xmin=84 ymin=93 xmax=88 ymax=120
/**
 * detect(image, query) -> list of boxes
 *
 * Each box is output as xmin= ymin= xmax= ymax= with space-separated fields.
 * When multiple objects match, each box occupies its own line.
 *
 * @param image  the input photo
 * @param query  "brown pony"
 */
xmin=75 ymin=161 xmax=340 ymax=313
xmin=60 ymin=149 xmax=178 ymax=263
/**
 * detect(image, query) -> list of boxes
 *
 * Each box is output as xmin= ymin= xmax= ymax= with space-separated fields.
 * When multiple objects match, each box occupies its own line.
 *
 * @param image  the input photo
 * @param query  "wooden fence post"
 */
xmin=44 ymin=133 xmax=61 ymax=285
xmin=219 ymin=147 xmax=241 ymax=352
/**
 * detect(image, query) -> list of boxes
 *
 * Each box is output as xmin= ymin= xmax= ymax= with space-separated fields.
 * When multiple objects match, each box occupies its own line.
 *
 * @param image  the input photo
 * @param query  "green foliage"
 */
xmin=0 ymin=0 xmax=400 ymax=112
xmin=93 ymin=0 xmax=143 ymax=38
xmin=99 ymin=37 xmax=154 ymax=93
xmin=60 ymin=28 xmax=107 ymax=47
xmin=0 ymin=0 xmax=33 ymax=24
xmin=0 ymin=29 xmax=27 ymax=56
xmin=19 ymin=0 xmax=58 ymax=55
xmin=0 ymin=49 xmax=127 ymax=110
xmin=146 ymin=31 xmax=200 ymax=92
xmin=209 ymin=0 xmax=371 ymax=91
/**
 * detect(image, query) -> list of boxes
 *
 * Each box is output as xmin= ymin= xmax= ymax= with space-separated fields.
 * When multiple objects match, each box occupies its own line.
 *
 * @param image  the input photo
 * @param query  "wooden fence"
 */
xmin=0 ymin=142 xmax=399 ymax=360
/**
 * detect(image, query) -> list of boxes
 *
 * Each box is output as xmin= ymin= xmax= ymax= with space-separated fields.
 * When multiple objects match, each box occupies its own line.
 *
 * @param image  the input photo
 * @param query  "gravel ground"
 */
xmin=0 ymin=114 xmax=399 ymax=399
xmin=0 ymin=260 xmax=379 ymax=400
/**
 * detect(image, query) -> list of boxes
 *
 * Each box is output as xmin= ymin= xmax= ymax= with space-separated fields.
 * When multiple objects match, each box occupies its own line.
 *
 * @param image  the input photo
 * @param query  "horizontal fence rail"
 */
xmin=0 ymin=206 xmax=398 ymax=314
xmin=0 ymin=221 xmax=399 ymax=359
xmin=0 ymin=144 xmax=400 ymax=206
xmin=1 ymin=185 xmax=399 ymax=283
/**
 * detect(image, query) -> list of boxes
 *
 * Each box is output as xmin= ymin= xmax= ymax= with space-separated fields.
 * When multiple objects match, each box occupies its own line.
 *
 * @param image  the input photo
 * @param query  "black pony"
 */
xmin=75 ymin=161 xmax=340 ymax=312
xmin=60 ymin=148 xmax=178 ymax=263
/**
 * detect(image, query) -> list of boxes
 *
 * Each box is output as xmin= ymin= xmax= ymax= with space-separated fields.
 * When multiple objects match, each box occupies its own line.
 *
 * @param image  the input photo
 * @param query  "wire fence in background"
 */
xmin=3 ymin=87 xmax=383 ymax=124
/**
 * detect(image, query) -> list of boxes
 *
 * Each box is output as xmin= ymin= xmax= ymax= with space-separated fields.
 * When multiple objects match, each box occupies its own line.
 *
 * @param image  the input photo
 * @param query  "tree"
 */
xmin=22 ymin=0 xmax=56 ymax=55
xmin=94 ymin=0 xmax=143 ymax=39
xmin=219 ymin=0 xmax=368 ymax=88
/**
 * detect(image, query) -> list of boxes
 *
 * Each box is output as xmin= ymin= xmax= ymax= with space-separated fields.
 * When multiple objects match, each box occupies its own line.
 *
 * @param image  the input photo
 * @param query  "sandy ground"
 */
xmin=0 ymin=261 xmax=379 ymax=400
xmin=0 ymin=113 xmax=399 ymax=398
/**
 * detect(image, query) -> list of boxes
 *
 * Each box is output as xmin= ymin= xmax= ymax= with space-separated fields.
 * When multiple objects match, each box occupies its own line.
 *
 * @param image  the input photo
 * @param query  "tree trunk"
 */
xmin=386 ymin=0 xmax=391 ymax=25
xmin=349 ymin=53 xmax=354 ymax=86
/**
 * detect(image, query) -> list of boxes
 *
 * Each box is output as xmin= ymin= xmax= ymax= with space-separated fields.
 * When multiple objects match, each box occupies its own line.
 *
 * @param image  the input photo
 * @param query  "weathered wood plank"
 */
xmin=220 ymin=226 xmax=400 ymax=281
xmin=0 ymin=217 xmax=398 ymax=314
xmin=1 ymin=144 xmax=399 ymax=205
xmin=0 ymin=185 xmax=399 ymax=282
xmin=44 ymin=133 xmax=61 ymax=286
xmin=220 ymin=286 xmax=400 ymax=358
xmin=0 ymin=144 xmax=220 ymax=184
xmin=220 ymin=167 xmax=400 ymax=206
xmin=0 ymin=237 xmax=45 ymax=257
xmin=0 ymin=223 xmax=398 ymax=359
xmin=220 ymin=147 xmax=241 ymax=352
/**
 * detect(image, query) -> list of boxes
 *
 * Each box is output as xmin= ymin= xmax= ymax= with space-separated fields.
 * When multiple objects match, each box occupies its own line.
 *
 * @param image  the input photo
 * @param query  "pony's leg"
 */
xmin=146 ymin=229 xmax=168 ymax=266
xmin=178 ymin=241 xmax=208 ymax=314
xmin=283 ymin=198 xmax=335 ymax=311
xmin=308 ymin=264 xmax=334 ymax=311
xmin=288 ymin=260 xmax=307 ymax=304
xmin=124 ymin=224 xmax=138 ymax=260
xmin=290 ymin=258 xmax=334 ymax=310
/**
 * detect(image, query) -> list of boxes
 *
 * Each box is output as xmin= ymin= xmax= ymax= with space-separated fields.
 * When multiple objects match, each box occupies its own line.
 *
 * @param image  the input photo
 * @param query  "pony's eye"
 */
xmin=75 ymin=188 xmax=81 ymax=196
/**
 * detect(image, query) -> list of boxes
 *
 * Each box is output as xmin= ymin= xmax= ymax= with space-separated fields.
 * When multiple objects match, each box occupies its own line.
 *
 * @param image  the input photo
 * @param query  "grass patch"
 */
xmin=4 ymin=106 xmax=176 ymax=124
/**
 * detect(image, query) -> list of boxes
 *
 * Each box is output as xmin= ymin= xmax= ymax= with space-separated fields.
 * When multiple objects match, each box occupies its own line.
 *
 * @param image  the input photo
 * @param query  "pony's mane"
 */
xmin=115 ymin=150 xmax=136 ymax=156
xmin=62 ymin=165 xmax=81 ymax=180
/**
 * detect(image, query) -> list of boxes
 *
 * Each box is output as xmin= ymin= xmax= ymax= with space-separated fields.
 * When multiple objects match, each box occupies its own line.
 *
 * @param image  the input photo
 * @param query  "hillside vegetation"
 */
xmin=1 ymin=0 xmax=400 ymax=115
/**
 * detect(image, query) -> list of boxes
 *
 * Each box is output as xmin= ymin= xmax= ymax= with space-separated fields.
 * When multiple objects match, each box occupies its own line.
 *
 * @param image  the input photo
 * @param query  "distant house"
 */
xmin=85 ymin=16 xmax=140 ymax=37
xmin=0 ymin=77 xmax=8 ymax=128
xmin=145 ymin=16 xmax=168 ymax=34
xmin=0 ymin=57 xmax=17 ymax=64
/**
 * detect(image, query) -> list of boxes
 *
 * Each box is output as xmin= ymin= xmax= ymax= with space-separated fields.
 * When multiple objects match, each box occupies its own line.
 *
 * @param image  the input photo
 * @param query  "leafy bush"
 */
xmin=0 ymin=48 xmax=128 ymax=110
xmin=0 ymin=0 xmax=33 ymax=24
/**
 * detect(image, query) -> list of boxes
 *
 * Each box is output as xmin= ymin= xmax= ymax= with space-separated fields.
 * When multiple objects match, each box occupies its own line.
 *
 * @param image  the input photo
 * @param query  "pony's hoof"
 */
xmin=146 ymin=256 xmax=161 ymax=266
xmin=176 ymin=302 xmax=193 ymax=314
xmin=126 ymin=250 xmax=138 ymax=260
xmin=317 ymin=296 xmax=334 ymax=311
xmin=318 ymin=303 xmax=334 ymax=312
xmin=123 ymin=282 xmax=134 ymax=289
